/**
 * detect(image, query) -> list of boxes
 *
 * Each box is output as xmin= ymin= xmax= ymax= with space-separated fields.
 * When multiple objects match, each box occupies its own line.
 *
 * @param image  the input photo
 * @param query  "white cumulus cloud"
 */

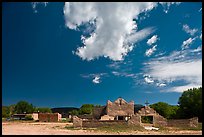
xmin=156 ymin=83 xmax=166 ymax=87
xmin=145 ymin=45 xmax=157 ymax=56
xmin=144 ymin=75 xmax=154 ymax=83
xmin=159 ymin=2 xmax=181 ymax=13
xmin=199 ymin=8 xmax=202 ymax=12
xmin=64 ymin=2 xmax=162 ymax=61
xmin=182 ymin=24 xmax=198 ymax=36
xmin=147 ymin=35 xmax=158 ymax=45
xmin=31 ymin=2 xmax=48 ymax=13
xmin=181 ymin=37 xmax=197 ymax=50
xmin=80 ymin=73 xmax=108 ymax=84
xmin=92 ymin=76 xmax=100 ymax=84
xmin=143 ymin=48 xmax=202 ymax=92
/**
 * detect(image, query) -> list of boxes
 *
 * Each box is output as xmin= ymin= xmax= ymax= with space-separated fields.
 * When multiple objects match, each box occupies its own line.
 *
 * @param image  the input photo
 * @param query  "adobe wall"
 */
xmin=73 ymin=116 xmax=82 ymax=128
xmin=92 ymin=106 xmax=106 ymax=119
xmin=167 ymin=117 xmax=198 ymax=127
xmin=31 ymin=113 xmax=39 ymax=121
xmin=82 ymin=120 xmax=127 ymax=128
xmin=38 ymin=113 xmax=61 ymax=122
xmin=106 ymin=98 xmax=134 ymax=117
xmin=128 ymin=113 xmax=141 ymax=125
xmin=100 ymin=115 xmax=115 ymax=120
xmin=154 ymin=115 xmax=168 ymax=127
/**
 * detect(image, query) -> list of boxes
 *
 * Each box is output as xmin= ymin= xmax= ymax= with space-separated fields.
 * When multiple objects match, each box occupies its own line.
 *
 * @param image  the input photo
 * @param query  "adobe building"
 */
xmin=99 ymin=97 xmax=134 ymax=121
xmin=93 ymin=98 xmax=134 ymax=121
xmin=38 ymin=113 xmax=62 ymax=122
xmin=92 ymin=97 xmax=167 ymax=126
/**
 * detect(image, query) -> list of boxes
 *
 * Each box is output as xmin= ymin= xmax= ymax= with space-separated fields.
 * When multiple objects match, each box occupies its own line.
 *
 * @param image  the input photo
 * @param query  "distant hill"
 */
xmin=51 ymin=107 xmax=79 ymax=117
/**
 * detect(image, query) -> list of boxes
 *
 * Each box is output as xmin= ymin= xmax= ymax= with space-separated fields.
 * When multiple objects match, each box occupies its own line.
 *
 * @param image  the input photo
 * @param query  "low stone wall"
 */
xmin=128 ymin=114 xmax=140 ymax=125
xmin=154 ymin=115 xmax=168 ymax=127
xmin=82 ymin=120 xmax=127 ymax=128
xmin=167 ymin=117 xmax=198 ymax=127
xmin=73 ymin=116 xmax=83 ymax=128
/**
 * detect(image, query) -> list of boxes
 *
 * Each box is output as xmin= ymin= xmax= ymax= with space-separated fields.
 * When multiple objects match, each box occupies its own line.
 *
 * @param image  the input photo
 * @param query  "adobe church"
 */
xmin=93 ymin=97 xmax=134 ymax=121
xmin=91 ymin=97 xmax=168 ymax=127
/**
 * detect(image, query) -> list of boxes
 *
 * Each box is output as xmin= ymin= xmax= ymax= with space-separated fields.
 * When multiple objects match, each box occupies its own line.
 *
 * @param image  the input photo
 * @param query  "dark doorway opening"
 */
xmin=141 ymin=116 xmax=153 ymax=124
xmin=117 ymin=116 xmax=124 ymax=120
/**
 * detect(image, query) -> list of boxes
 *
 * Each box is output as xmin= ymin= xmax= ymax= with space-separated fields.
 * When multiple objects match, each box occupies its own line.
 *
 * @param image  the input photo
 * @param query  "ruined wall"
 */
xmin=100 ymin=115 xmax=114 ymax=120
xmin=136 ymin=106 xmax=167 ymax=127
xmin=82 ymin=120 xmax=127 ymax=128
xmin=128 ymin=113 xmax=141 ymax=125
xmin=167 ymin=117 xmax=198 ymax=127
xmin=73 ymin=116 xmax=83 ymax=128
xmin=38 ymin=113 xmax=61 ymax=122
xmin=92 ymin=106 xmax=106 ymax=119
xmin=106 ymin=98 xmax=134 ymax=117
xmin=137 ymin=106 xmax=157 ymax=116
xmin=154 ymin=115 xmax=167 ymax=127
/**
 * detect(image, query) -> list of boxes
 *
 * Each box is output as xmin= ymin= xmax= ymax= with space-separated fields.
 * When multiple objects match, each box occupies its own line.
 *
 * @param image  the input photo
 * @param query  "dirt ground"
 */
xmin=2 ymin=121 xmax=202 ymax=135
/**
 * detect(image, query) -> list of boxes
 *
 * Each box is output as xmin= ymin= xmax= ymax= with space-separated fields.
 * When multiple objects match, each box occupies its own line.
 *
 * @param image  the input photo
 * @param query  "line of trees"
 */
xmin=2 ymin=101 xmax=52 ymax=118
xmin=150 ymin=87 xmax=202 ymax=122
xmin=69 ymin=104 xmax=95 ymax=115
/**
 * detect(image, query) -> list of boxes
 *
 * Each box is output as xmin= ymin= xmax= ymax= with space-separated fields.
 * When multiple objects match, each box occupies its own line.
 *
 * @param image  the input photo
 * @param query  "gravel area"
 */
xmin=2 ymin=122 xmax=202 ymax=135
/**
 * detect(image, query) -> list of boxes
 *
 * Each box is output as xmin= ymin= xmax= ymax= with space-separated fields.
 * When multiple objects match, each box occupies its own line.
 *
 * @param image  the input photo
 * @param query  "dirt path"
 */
xmin=2 ymin=122 xmax=202 ymax=135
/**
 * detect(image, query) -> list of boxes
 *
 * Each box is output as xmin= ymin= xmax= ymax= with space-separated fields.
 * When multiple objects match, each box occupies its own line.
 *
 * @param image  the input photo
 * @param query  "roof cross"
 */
xmin=145 ymin=100 xmax=149 ymax=106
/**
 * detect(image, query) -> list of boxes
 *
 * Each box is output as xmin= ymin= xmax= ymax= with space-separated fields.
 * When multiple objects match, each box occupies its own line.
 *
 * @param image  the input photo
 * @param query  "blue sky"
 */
xmin=2 ymin=2 xmax=202 ymax=108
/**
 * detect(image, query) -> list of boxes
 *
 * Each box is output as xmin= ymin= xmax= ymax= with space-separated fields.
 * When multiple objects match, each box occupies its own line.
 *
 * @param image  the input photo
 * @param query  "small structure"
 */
xmin=128 ymin=106 xmax=167 ymax=127
xmin=32 ymin=113 xmax=39 ymax=121
xmin=11 ymin=114 xmax=27 ymax=120
xmin=38 ymin=113 xmax=62 ymax=122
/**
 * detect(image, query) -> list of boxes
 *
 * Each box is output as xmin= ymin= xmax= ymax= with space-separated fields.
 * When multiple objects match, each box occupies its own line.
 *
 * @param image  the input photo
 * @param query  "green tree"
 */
xmin=150 ymin=102 xmax=170 ymax=118
xmin=150 ymin=102 xmax=178 ymax=119
xmin=70 ymin=109 xmax=79 ymax=115
xmin=168 ymin=105 xmax=179 ymax=119
xmin=35 ymin=107 xmax=52 ymax=113
xmin=2 ymin=106 xmax=10 ymax=118
xmin=14 ymin=101 xmax=34 ymax=114
xmin=25 ymin=114 xmax=33 ymax=120
xmin=178 ymin=87 xmax=202 ymax=121
xmin=95 ymin=104 xmax=102 ymax=107
xmin=79 ymin=104 xmax=94 ymax=115
xmin=9 ymin=104 xmax=16 ymax=116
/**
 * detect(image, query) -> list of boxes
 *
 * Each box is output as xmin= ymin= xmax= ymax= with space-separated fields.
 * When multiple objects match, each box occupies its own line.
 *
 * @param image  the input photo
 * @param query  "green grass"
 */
xmin=64 ymin=126 xmax=81 ymax=130
xmin=2 ymin=118 xmax=6 ymax=122
xmin=64 ymin=124 xmax=144 ymax=133
xmin=64 ymin=123 xmax=202 ymax=133
xmin=88 ymin=125 xmax=144 ymax=133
